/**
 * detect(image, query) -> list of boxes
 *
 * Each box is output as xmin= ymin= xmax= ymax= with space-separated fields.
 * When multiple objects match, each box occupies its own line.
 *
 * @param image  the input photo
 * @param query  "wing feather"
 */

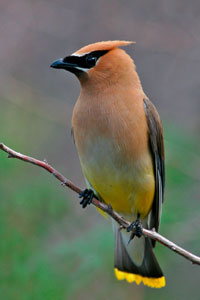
xmin=143 ymin=98 xmax=165 ymax=244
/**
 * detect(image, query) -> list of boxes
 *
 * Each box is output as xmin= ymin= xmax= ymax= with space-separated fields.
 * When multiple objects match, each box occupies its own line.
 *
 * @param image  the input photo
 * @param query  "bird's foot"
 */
xmin=79 ymin=189 xmax=94 ymax=208
xmin=127 ymin=218 xmax=143 ymax=237
xmin=127 ymin=215 xmax=143 ymax=244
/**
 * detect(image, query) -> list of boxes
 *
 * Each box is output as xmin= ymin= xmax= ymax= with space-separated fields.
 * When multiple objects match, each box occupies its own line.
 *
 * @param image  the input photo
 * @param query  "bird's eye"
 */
xmin=86 ymin=55 xmax=97 ymax=67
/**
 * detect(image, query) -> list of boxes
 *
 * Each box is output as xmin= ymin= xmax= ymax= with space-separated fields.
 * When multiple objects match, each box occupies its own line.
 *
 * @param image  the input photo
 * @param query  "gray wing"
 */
xmin=143 ymin=98 xmax=165 ymax=245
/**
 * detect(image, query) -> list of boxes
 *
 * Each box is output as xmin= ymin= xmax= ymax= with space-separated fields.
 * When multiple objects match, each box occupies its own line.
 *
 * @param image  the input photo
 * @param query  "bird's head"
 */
xmin=50 ymin=41 xmax=135 ymax=86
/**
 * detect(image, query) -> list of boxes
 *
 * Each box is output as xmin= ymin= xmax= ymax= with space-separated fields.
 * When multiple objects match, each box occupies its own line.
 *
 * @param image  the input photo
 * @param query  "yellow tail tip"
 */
xmin=114 ymin=268 xmax=166 ymax=288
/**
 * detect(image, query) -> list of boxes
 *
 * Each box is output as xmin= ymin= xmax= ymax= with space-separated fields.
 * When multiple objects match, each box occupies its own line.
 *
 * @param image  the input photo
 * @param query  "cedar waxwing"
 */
xmin=50 ymin=41 xmax=165 ymax=288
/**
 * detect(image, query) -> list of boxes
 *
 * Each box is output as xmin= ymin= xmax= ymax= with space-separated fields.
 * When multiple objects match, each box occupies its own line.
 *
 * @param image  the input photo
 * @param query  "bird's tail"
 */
xmin=113 ymin=221 xmax=165 ymax=288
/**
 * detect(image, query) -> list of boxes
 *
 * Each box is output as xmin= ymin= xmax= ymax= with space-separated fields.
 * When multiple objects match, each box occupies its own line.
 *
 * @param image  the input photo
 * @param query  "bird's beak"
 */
xmin=50 ymin=57 xmax=78 ymax=71
xmin=50 ymin=58 xmax=66 ymax=69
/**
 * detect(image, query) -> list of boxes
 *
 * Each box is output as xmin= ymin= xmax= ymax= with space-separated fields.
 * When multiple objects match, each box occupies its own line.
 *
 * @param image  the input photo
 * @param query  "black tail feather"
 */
xmin=115 ymin=228 xmax=163 ymax=278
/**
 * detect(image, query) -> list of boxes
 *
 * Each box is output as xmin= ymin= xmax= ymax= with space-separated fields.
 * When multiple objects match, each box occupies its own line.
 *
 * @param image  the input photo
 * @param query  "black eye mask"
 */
xmin=63 ymin=50 xmax=109 ymax=69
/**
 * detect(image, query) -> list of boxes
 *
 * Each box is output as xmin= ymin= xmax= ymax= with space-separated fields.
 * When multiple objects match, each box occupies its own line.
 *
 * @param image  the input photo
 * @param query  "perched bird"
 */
xmin=51 ymin=41 xmax=165 ymax=288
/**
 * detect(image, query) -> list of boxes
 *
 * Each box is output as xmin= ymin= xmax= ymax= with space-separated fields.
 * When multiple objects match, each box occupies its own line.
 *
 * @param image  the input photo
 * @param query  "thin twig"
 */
xmin=0 ymin=142 xmax=200 ymax=265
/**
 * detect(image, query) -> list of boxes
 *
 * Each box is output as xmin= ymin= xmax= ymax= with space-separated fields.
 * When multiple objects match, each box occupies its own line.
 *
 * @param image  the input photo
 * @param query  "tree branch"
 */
xmin=0 ymin=142 xmax=200 ymax=265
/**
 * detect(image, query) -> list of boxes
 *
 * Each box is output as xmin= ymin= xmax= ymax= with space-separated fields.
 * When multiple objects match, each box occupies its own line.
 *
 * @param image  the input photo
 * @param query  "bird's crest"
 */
xmin=74 ymin=40 xmax=135 ymax=55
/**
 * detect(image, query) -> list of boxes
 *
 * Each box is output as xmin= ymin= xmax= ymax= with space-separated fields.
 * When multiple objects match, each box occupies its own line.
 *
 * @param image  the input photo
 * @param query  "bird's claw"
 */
xmin=127 ymin=217 xmax=143 ymax=244
xmin=79 ymin=189 xmax=94 ymax=208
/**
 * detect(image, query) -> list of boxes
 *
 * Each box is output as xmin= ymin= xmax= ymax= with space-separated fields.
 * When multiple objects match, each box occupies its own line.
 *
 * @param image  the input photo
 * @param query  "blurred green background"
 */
xmin=0 ymin=1 xmax=200 ymax=299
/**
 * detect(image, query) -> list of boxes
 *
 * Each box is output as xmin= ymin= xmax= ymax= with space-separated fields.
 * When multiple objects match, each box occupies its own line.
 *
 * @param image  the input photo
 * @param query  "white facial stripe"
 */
xmin=75 ymin=66 xmax=89 ymax=72
xmin=71 ymin=52 xmax=90 ymax=57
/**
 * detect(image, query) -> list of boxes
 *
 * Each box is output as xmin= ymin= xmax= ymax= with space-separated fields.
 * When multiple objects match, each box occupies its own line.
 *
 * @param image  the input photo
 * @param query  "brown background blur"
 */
xmin=0 ymin=1 xmax=200 ymax=299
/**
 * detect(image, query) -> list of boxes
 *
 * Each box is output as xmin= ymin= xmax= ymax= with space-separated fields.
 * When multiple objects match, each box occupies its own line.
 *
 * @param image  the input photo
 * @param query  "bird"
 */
xmin=50 ymin=40 xmax=165 ymax=288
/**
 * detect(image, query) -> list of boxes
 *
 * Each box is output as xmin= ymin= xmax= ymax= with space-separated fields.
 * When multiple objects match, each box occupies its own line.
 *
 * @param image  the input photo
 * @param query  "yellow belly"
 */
xmin=80 ymin=138 xmax=155 ymax=218
xmin=83 ymin=166 xmax=154 ymax=218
